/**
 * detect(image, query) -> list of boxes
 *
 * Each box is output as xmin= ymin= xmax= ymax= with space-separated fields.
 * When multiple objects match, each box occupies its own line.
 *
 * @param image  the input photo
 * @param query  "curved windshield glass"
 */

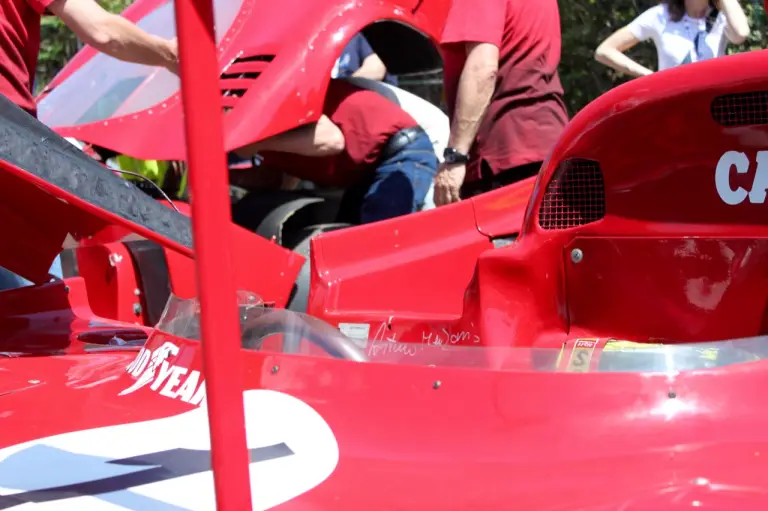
xmin=151 ymin=294 xmax=768 ymax=372
xmin=154 ymin=293 xmax=367 ymax=362
xmin=38 ymin=0 xmax=244 ymax=127
xmin=155 ymin=290 xmax=264 ymax=340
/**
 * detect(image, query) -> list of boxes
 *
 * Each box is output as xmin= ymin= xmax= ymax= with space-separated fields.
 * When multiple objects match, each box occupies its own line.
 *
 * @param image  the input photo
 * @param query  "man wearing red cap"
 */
xmin=434 ymin=0 xmax=569 ymax=205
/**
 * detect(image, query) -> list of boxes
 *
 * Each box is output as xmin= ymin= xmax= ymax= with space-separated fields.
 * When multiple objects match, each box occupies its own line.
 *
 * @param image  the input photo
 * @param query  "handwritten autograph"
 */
xmin=366 ymin=323 xmax=480 ymax=358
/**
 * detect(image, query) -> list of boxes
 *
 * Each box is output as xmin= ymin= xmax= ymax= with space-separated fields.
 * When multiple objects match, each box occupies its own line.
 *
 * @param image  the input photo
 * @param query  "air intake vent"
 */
xmin=220 ymin=54 xmax=275 ymax=112
xmin=538 ymin=159 xmax=605 ymax=230
xmin=711 ymin=91 xmax=768 ymax=126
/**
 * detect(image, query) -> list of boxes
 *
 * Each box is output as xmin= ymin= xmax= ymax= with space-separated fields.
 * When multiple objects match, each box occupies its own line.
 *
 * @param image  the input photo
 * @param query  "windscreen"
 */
xmin=37 ymin=0 xmax=244 ymax=127
xmin=154 ymin=292 xmax=369 ymax=362
xmin=152 ymin=293 xmax=768 ymax=372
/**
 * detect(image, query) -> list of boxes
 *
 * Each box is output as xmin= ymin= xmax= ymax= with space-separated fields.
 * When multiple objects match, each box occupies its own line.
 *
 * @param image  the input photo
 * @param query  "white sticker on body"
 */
xmin=338 ymin=323 xmax=370 ymax=349
xmin=0 ymin=390 xmax=339 ymax=510
xmin=121 ymin=343 xmax=206 ymax=404
xmin=715 ymin=150 xmax=768 ymax=205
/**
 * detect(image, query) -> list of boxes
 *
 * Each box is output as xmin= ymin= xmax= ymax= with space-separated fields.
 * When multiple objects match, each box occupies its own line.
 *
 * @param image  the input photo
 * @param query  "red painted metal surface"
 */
xmin=76 ymin=242 xmax=146 ymax=325
xmin=173 ymin=0 xmax=252 ymax=505
xmin=0 ymin=155 xmax=302 ymax=313
xmin=2 ymin=289 xmax=768 ymax=508
xmin=36 ymin=0 xmax=450 ymax=160
xmin=2 ymin=1 xmax=768 ymax=509
xmin=308 ymin=48 xmax=768 ymax=359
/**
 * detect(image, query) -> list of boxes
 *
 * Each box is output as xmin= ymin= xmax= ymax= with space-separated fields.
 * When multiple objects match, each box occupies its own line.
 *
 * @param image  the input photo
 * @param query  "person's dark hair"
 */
xmin=662 ymin=0 xmax=719 ymax=23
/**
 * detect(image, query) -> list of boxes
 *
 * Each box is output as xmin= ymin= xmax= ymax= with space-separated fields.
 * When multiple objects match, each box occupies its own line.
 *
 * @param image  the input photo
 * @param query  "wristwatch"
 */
xmin=443 ymin=147 xmax=470 ymax=164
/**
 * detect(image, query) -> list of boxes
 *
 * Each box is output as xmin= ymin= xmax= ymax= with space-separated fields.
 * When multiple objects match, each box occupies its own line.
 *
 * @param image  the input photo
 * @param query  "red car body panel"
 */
xmin=36 ymin=0 xmax=450 ymax=161
xmin=0 ymin=155 xmax=303 ymax=313
xmin=1 ymin=0 xmax=767 ymax=509
xmin=3 ymin=283 xmax=768 ymax=509
xmin=309 ymin=48 xmax=768 ymax=352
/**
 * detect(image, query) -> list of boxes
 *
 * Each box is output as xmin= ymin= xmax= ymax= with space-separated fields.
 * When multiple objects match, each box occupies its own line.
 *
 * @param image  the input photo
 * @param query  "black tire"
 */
xmin=286 ymin=223 xmax=351 ymax=312
xmin=0 ymin=97 xmax=192 ymax=249
xmin=231 ymin=189 xmax=344 ymax=245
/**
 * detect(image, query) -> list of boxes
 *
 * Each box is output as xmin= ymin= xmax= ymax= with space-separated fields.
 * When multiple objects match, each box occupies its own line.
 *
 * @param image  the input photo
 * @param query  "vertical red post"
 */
xmin=172 ymin=0 xmax=253 ymax=508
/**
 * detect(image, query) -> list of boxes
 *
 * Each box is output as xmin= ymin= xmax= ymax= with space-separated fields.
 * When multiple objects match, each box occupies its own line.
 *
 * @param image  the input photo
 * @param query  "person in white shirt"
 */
xmin=594 ymin=0 xmax=749 ymax=77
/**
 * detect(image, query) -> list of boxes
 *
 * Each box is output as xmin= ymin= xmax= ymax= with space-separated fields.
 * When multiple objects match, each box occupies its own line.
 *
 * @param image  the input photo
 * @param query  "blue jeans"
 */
xmin=339 ymin=130 xmax=438 ymax=224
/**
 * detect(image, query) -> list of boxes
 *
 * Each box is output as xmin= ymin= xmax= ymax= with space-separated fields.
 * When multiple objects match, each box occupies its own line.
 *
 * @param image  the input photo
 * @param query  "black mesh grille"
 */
xmin=538 ymin=159 xmax=605 ymax=230
xmin=711 ymin=91 xmax=768 ymax=126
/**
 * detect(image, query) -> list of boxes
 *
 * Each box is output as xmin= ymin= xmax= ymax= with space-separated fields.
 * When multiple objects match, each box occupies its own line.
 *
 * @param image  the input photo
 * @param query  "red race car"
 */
xmin=33 ymin=0 xmax=487 ymax=316
xmin=1 ymin=0 xmax=768 ymax=509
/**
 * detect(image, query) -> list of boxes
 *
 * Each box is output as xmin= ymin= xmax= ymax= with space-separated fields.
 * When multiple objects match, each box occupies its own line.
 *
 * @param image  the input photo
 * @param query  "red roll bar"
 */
xmin=173 ymin=0 xmax=253 ymax=507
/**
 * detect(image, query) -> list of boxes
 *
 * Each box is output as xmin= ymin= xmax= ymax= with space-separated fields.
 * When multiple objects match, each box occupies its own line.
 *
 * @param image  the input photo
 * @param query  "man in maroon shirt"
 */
xmin=1 ymin=0 xmax=178 ymax=117
xmin=232 ymin=79 xmax=438 ymax=224
xmin=434 ymin=0 xmax=569 ymax=206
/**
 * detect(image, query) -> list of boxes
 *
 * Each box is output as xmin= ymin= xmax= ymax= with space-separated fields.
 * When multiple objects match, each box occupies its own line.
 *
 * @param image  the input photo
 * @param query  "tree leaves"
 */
xmin=37 ymin=0 xmax=132 ymax=92
xmin=558 ymin=0 xmax=767 ymax=114
xmin=36 ymin=0 xmax=766 ymax=115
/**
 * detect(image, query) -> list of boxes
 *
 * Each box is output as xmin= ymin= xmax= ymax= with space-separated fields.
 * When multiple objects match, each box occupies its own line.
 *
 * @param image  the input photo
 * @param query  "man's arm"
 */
xmin=447 ymin=42 xmax=498 ymax=154
xmin=352 ymin=53 xmax=387 ymax=81
xmin=235 ymin=114 xmax=345 ymax=159
xmin=433 ymin=41 xmax=498 ymax=206
xmin=49 ymin=0 xmax=178 ymax=73
xmin=347 ymin=34 xmax=387 ymax=81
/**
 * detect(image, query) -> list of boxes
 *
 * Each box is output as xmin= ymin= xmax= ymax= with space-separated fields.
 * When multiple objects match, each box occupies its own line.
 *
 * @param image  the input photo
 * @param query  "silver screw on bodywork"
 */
xmin=271 ymin=365 xmax=280 ymax=374
xmin=571 ymin=248 xmax=583 ymax=263
xmin=432 ymin=380 xmax=441 ymax=390
xmin=134 ymin=289 xmax=141 ymax=296
xmin=132 ymin=303 xmax=142 ymax=316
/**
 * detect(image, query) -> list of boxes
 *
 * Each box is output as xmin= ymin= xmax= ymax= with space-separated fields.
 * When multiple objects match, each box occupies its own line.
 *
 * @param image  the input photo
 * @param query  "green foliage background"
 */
xmin=558 ymin=0 xmax=767 ymax=115
xmin=37 ymin=0 xmax=132 ymax=91
xmin=37 ymin=0 xmax=767 ymax=114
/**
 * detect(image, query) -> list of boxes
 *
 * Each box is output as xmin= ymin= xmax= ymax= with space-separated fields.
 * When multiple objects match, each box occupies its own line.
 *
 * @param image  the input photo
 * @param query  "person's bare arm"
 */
xmin=447 ymin=42 xmax=498 ymax=154
xmin=433 ymin=41 xmax=498 ymax=206
xmin=595 ymin=26 xmax=653 ymax=78
xmin=351 ymin=53 xmax=387 ymax=81
xmin=719 ymin=0 xmax=750 ymax=45
xmin=49 ymin=0 xmax=178 ymax=72
xmin=235 ymin=114 xmax=345 ymax=158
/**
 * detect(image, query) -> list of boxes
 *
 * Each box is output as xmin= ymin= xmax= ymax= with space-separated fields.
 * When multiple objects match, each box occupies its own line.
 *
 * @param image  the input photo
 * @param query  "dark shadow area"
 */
xmin=362 ymin=21 xmax=443 ymax=75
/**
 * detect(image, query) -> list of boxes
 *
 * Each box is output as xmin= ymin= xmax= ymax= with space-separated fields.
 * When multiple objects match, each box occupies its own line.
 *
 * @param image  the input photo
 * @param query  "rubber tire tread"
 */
xmin=286 ymin=223 xmax=351 ymax=312
xmin=0 ymin=97 xmax=192 ymax=248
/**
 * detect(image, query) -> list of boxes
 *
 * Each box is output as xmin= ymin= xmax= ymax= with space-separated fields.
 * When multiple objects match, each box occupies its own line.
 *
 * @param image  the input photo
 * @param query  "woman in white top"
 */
xmin=595 ymin=0 xmax=750 ymax=77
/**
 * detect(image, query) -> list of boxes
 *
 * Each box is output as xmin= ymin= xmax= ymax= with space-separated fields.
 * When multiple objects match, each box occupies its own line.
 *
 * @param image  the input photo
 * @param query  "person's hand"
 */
xmin=434 ymin=162 xmax=466 ymax=206
xmin=164 ymin=37 xmax=179 ymax=75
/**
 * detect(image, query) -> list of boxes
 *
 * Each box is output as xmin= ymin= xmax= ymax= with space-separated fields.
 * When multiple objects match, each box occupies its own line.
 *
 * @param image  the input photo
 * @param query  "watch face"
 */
xmin=444 ymin=148 xmax=468 ymax=163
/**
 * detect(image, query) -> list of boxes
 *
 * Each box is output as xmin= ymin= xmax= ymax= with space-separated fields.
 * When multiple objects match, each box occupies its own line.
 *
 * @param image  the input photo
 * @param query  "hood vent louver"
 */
xmin=220 ymin=54 xmax=275 ymax=113
xmin=538 ymin=158 xmax=605 ymax=230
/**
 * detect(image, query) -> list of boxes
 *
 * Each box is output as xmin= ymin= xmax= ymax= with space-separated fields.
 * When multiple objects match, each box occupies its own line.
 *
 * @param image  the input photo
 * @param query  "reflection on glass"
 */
xmin=38 ymin=0 xmax=245 ymax=127
xmin=151 ymin=292 xmax=768 ymax=373
xmin=76 ymin=77 xmax=147 ymax=125
xmin=154 ymin=292 xmax=368 ymax=362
